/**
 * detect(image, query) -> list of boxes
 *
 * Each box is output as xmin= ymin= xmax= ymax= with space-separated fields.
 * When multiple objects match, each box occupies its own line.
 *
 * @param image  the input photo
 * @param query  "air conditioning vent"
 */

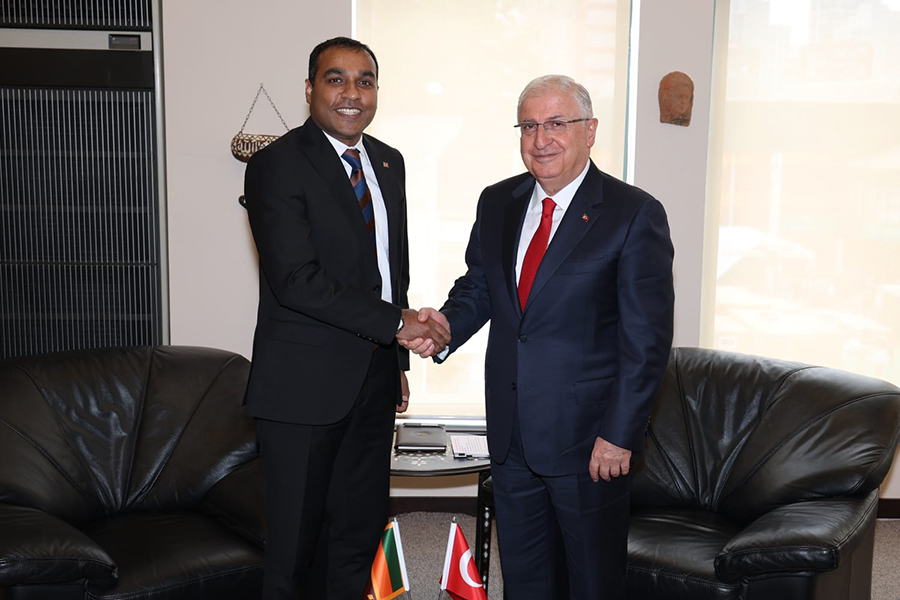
xmin=0 ymin=87 xmax=162 ymax=358
xmin=1 ymin=0 xmax=152 ymax=30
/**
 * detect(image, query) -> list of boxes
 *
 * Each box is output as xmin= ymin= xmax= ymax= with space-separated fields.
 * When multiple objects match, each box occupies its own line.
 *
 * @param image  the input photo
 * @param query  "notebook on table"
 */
xmin=395 ymin=424 xmax=447 ymax=452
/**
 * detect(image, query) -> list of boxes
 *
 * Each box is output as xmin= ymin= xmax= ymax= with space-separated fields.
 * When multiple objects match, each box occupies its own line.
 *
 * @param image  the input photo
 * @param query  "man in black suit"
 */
xmin=408 ymin=75 xmax=674 ymax=598
xmin=242 ymin=37 xmax=449 ymax=600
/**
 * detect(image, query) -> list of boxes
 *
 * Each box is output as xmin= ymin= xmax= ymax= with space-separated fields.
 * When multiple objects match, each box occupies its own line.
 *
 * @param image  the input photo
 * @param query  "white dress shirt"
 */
xmin=324 ymin=131 xmax=393 ymax=304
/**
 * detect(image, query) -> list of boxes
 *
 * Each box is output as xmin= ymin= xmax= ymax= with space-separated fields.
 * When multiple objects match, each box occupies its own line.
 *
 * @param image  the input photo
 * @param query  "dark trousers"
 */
xmin=255 ymin=346 xmax=398 ymax=600
xmin=491 ymin=412 xmax=631 ymax=600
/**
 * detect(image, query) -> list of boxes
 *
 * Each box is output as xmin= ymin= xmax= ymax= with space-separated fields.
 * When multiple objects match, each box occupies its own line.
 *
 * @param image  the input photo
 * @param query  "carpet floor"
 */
xmin=395 ymin=512 xmax=900 ymax=600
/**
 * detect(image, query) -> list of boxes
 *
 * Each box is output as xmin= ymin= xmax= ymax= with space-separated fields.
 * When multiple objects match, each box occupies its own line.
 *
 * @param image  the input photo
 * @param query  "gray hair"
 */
xmin=517 ymin=75 xmax=593 ymax=119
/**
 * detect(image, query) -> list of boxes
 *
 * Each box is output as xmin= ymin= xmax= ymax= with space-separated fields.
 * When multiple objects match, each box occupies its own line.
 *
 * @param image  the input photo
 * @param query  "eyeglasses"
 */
xmin=513 ymin=118 xmax=589 ymax=137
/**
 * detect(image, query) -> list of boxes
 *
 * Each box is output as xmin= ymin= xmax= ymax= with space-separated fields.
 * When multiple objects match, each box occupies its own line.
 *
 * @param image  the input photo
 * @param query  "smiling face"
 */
xmin=305 ymin=46 xmax=378 ymax=146
xmin=518 ymin=91 xmax=597 ymax=196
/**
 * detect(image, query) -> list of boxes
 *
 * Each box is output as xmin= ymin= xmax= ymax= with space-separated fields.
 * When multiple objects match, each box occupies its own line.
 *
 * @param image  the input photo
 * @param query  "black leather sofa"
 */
xmin=0 ymin=346 xmax=265 ymax=600
xmin=627 ymin=347 xmax=900 ymax=599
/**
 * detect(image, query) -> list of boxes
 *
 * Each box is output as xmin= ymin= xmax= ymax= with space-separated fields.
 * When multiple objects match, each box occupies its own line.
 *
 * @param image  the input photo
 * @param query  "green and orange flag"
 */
xmin=363 ymin=519 xmax=411 ymax=600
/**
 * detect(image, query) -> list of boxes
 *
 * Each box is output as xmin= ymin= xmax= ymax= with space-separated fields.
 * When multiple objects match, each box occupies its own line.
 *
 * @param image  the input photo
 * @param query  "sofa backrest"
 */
xmin=632 ymin=347 xmax=900 ymax=524
xmin=0 ymin=346 xmax=255 ymax=524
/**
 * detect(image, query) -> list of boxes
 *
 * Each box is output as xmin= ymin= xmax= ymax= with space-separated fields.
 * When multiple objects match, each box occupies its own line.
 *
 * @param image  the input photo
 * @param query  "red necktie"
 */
xmin=518 ymin=197 xmax=556 ymax=309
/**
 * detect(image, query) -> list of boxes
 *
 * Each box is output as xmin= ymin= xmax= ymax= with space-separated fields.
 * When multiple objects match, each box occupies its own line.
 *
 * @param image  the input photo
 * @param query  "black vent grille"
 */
xmin=0 ymin=87 xmax=162 ymax=358
xmin=1 ymin=0 xmax=152 ymax=30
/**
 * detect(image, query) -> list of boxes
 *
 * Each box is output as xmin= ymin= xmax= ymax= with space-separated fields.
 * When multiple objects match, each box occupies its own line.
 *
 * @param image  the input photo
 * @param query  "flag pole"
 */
xmin=438 ymin=517 xmax=458 ymax=600
xmin=391 ymin=517 xmax=413 ymax=600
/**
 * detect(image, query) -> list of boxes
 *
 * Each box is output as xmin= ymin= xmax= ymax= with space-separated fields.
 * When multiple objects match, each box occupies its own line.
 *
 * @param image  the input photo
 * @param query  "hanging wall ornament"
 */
xmin=231 ymin=83 xmax=290 ymax=162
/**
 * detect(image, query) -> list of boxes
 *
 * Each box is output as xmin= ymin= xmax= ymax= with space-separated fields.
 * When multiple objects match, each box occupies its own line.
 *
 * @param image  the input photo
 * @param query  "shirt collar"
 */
xmin=530 ymin=161 xmax=591 ymax=213
xmin=322 ymin=130 xmax=368 ymax=161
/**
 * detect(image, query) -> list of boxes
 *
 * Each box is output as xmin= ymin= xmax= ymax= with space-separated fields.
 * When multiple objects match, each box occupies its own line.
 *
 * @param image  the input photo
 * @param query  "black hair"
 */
xmin=308 ymin=37 xmax=379 ymax=84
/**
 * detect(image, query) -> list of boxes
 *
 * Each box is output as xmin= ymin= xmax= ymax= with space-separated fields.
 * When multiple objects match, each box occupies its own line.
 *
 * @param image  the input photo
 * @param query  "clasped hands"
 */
xmin=396 ymin=308 xmax=450 ymax=358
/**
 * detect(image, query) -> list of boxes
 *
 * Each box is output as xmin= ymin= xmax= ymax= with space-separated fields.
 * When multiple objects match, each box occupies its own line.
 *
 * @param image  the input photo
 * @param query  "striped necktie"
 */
xmin=341 ymin=148 xmax=376 ymax=248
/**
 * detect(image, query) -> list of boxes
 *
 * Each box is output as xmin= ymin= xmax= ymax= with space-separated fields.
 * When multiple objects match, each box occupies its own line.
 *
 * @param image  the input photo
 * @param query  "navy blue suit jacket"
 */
xmin=439 ymin=162 xmax=674 ymax=475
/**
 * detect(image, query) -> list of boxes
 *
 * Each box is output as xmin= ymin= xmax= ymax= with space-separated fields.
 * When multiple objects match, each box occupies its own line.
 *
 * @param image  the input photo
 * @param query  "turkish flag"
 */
xmin=439 ymin=521 xmax=488 ymax=600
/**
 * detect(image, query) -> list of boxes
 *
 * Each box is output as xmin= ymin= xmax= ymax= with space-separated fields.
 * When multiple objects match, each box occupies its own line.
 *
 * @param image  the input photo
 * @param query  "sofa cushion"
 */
xmin=0 ymin=367 xmax=105 ymax=523
xmin=627 ymin=507 xmax=742 ymax=600
xmin=82 ymin=511 xmax=262 ymax=600
xmin=0 ymin=347 xmax=255 ymax=522
xmin=634 ymin=348 xmax=900 ymax=524
xmin=0 ymin=505 xmax=117 ymax=588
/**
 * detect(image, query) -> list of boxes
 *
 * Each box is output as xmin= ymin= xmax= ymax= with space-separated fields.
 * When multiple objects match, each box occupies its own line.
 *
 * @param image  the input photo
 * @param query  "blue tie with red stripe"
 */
xmin=341 ymin=148 xmax=376 ymax=249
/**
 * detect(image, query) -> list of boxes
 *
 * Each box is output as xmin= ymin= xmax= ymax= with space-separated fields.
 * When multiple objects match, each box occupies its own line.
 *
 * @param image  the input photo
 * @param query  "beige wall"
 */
xmin=162 ymin=0 xmax=351 ymax=357
xmin=159 ymin=0 xmax=898 ymax=499
xmin=632 ymin=0 xmax=715 ymax=349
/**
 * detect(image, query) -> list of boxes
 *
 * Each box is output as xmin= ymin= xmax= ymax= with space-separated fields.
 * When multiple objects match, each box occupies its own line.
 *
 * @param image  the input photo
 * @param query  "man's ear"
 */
xmin=586 ymin=118 xmax=599 ymax=147
xmin=305 ymin=79 xmax=313 ymax=104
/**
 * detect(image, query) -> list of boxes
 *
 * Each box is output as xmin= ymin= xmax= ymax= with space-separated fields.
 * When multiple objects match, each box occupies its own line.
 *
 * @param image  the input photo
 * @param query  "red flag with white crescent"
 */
xmin=439 ymin=521 xmax=488 ymax=600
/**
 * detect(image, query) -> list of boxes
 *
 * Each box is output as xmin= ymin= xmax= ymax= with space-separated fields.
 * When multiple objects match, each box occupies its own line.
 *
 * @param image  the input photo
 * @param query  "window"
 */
xmin=357 ymin=0 xmax=633 ymax=415
xmin=709 ymin=0 xmax=900 ymax=383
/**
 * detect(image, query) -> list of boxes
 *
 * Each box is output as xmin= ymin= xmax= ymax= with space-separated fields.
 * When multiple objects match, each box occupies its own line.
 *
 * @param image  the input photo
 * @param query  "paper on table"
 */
xmin=450 ymin=434 xmax=489 ymax=458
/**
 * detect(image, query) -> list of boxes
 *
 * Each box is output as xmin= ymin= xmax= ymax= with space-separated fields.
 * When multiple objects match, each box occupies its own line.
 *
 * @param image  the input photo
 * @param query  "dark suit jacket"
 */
xmin=243 ymin=117 xmax=409 ymax=425
xmin=439 ymin=162 xmax=674 ymax=475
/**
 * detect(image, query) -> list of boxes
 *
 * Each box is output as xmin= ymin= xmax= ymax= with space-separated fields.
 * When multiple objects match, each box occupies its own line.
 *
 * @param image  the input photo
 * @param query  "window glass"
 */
xmin=358 ymin=0 xmax=633 ymax=414
xmin=710 ymin=0 xmax=900 ymax=383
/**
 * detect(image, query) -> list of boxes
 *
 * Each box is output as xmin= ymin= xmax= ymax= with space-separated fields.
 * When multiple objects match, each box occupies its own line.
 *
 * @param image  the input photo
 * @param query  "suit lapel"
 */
xmin=524 ymin=162 xmax=605 ymax=311
xmin=295 ymin=119 xmax=378 ymax=268
xmin=504 ymin=177 xmax=535 ymax=317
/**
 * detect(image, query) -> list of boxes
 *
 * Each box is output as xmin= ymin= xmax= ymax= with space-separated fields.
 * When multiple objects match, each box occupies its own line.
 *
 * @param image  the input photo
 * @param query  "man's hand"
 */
xmin=398 ymin=308 xmax=450 ymax=358
xmin=396 ymin=308 xmax=450 ymax=354
xmin=589 ymin=436 xmax=632 ymax=482
xmin=396 ymin=371 xmax=410 ymax=413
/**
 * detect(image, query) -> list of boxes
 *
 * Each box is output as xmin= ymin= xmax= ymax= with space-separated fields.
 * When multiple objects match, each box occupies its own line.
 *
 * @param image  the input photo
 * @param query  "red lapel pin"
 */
xmin=582 ymin=213 xmax=589 ymax=222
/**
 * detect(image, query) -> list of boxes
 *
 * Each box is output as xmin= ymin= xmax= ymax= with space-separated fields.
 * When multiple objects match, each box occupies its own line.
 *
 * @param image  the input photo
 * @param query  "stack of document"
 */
xmin=450 ymin=434 xmax=489 ymax=458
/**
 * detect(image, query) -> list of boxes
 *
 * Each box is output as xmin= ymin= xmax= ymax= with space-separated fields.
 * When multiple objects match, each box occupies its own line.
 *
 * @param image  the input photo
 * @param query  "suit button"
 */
xmin=518 ymin=334 xmax=527 ymax=342
xmin=511 ymin=383 xmax=517 ymax=391
xmin=373 ymin=285 xmax=382 ymax=293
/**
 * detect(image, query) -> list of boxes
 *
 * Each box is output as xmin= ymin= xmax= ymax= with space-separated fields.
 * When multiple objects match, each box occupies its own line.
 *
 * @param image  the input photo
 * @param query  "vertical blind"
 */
xmin=0 ymin=87 xmax=162 ymax=358
xmin=709 ymin=0 xmax=900 ymax=383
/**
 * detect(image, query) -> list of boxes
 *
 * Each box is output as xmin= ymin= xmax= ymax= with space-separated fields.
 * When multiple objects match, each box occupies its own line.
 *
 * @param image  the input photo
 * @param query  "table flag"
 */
xmin=439 ymin=518 xmax=487 ymax=600
xmin=364 ymin=519 xmax=411 ymax=600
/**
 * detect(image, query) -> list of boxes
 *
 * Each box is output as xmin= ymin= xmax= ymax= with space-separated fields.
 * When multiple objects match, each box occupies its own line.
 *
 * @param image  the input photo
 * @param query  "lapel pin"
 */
xmin=383 ymin=161 xmax=390 ymax=168
xmin=582 ymin=213 xmax=589 ymax=223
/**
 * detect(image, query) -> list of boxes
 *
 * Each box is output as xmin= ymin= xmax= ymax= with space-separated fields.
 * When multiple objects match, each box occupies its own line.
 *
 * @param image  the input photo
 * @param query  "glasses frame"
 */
xmin=513 ymin=118 xmax=590 ymax=137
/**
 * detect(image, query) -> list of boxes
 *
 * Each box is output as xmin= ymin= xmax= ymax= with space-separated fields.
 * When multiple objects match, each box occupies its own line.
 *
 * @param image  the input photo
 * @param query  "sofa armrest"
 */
xmin=714 ymin=489 xmax=878 ymax=581
xmin=200 ymin=459 xmax=266 ymax=547
xmin=0 ymin=504 xmax=117 ymax=588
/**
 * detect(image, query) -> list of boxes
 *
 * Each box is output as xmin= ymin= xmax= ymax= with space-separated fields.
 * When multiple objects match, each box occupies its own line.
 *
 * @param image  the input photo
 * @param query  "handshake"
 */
xmin=395 ymin=308 xmax=450 ymax=358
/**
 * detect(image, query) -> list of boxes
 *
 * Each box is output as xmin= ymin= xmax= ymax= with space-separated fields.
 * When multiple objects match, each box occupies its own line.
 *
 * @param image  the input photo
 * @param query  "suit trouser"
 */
xmin=491 ymin=411 xmax=631 ymax=600
xmin=255 ymin=346 xmax=398 ymax=600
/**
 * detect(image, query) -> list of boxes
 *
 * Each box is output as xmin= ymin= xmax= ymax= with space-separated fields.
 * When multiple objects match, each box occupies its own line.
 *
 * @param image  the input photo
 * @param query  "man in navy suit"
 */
xmin=243 ymin=37 xmax=449 ymax=599
xmin=408 ymin=75 xmax=674 ymax=598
